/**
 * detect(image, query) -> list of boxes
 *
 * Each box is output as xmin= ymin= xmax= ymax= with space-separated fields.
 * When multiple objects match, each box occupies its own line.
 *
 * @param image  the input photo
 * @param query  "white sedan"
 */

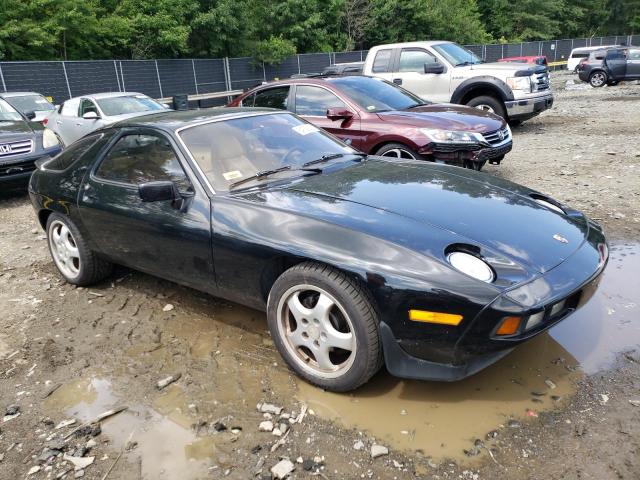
xmin=44 ymin=92 xmax=169 ymax=146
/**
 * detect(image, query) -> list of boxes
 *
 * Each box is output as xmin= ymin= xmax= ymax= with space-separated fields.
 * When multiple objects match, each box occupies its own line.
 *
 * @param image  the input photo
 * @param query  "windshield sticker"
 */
xmin=292 ymin=124 xmax=319 ymax=136
xmin=367 ymin=105 xmax=376 ymax=111
xmin=35 ymin=99 xmax=49 ymax=104
xmin=223 ymin=170 xmax=243 ymax=181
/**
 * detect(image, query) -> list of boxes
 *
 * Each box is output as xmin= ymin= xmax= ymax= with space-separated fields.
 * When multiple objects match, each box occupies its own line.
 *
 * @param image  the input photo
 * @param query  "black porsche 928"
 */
xmin=29 ymin=108 xmax=608 ymax=392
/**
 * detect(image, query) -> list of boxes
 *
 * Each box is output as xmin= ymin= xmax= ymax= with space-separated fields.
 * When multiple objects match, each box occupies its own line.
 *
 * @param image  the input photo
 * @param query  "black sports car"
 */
xmin=29 ymin=108 xmax=608 ymax=392
xmin=1 ymin=94 xmax=62 ymax=186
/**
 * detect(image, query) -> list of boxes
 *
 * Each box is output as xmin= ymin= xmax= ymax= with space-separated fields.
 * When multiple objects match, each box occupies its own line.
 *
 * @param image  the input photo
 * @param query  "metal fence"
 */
xmin=0 ymin=35 xmax=637 ymax=105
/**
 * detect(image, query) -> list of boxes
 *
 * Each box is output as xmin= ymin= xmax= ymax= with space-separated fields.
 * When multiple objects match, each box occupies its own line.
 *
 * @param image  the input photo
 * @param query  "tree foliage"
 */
xmin=0 ymin=0 xmax=637 ymax=62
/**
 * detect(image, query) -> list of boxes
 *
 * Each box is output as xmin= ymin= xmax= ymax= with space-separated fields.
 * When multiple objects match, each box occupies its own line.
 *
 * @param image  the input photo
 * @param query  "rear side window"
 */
xmin=44 ymin=134 xmax=103 ymax=171
xmin=253 ymin=87 xmax=290 ymax=110
xmin=606 ymin=49 xmax=625 ymax=60
xmin=372 ymin=49 xmax=392 ymax=73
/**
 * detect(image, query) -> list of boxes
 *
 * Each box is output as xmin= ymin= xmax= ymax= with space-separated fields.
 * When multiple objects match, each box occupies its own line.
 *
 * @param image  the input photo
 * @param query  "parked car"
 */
xmin=228 ymin=75 xmax=512 ymax=170
xmin=0 ymin=96 xmax=62 ymax=186
xmin=29 ymin=108 xmax=608 ymax=391
xmin=0 ymin=92 xmax=56 ymax=122
xmin=498 ymin=56 xmax=548 ymax=67
xmin=362 ymin=41 xmax=553 ymax=123
xmin=577 ymin=46 xmax=640 ymax=87
xmin=45 ymin=92 xmax=168 ymax=146
xmin=567 ymin=45 xmax=619 ymax=72
xmin=322 ymin=61 xmax=365 ymax=75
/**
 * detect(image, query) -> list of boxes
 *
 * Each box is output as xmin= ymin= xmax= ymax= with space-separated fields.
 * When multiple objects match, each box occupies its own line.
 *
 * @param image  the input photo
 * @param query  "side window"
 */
xmin=629 ymin=49 xmax=640 ymax=60
xmin=399 ymin=49 xmax=436 ymax=73
xmin=253 ymin=87 xmax=290 ymax=110
xmin=44 ymin=134 xmax=103 ymax=171
xmin=95 ymin=133 xmax=191 ymax=191
xmin=240 ymin=93 xmax=255 ymax=107
xmin=606 ymin=49 xmax=624 ymax=60
xmin=372 ymin=49 xmax=392 ymax=73
xmin=60 ymin=98 xmax=80 ymax=117
xmin=79 ymin=99 xmax=98 ymax=117
xmin=295 ymin=86 xmax=346 ymax=116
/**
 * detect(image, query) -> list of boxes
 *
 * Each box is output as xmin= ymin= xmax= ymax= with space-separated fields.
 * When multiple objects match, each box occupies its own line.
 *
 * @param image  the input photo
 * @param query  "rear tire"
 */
xmin=465 ymin=95 xmax=507 ymax=120
xmin=46 ymin=213 xmax=112 ymax=286
xmin=589 ymin=71 xmax=607 ymax=87
xmin=267 ymin=262 xmax=383 ymax=392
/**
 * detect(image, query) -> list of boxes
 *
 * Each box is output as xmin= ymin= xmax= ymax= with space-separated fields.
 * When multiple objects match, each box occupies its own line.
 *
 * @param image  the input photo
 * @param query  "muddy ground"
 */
xmin=0 ymin=71 xmax=639 ymax=480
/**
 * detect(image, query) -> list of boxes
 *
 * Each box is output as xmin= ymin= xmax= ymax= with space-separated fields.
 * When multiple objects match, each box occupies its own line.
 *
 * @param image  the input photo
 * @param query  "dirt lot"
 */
xmin=1 ymin=71 xmax=639 ymax=480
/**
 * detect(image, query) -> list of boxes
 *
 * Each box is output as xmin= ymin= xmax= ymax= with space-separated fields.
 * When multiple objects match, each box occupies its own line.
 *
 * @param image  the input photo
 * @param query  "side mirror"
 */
xmin=424 ymin=63 xmax=445 ymax=74
xmin=138 ymin=181 xmax=179 ymax=203
xmin=82 ymin=111 xmax=100 ymax=120
xmin=25 ymin=111 xmax=36 ymax=120
xmin=326 ymin=107 xmax=354 ymax=121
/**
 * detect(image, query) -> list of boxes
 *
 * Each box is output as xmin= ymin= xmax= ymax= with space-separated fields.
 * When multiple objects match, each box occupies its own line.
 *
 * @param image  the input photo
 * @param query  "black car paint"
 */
xmin=28 ymin=109 xmax=608 ymax=381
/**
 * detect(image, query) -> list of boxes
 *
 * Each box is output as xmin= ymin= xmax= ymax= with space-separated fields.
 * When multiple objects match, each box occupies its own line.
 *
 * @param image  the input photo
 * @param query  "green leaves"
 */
xmin=0 ymin=0 xmax=636 ymax=62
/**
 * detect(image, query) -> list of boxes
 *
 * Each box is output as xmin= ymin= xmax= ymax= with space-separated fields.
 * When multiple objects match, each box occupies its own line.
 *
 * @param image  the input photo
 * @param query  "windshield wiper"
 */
xmin=302 ymin=152 xmax=367 ymax=168
xmin=405 ymin=102 xmax=429 ymax=109
xmin=229 ymin=165 xmax=321 ymax=189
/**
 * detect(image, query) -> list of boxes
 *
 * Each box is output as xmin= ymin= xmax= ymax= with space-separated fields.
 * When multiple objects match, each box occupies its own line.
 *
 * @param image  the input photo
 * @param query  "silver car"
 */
xmin=0 ymin=92 xmax=56 ymax=122
xmin=45 ymin=92 xmax=168 ymax=146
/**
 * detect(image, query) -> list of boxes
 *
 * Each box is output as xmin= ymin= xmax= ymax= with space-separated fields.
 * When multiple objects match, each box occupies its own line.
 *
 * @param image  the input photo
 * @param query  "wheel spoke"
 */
xmin=51 ymin=226 xmax=61 ymax=244
xmin=324 ymin=326 xmax=354 ymax=351
xmin=313 ymin=345 xmax=335 ymax=370
xmin=287 ymin=294 xmax=312 ymax=323
xmin=310 ymin=293 xmax=334 ymax=324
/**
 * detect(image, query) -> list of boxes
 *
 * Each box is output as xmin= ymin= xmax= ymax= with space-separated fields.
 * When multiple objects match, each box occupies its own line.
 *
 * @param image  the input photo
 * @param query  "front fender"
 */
xmin=451 ymin=77 xmax=514 ymax=104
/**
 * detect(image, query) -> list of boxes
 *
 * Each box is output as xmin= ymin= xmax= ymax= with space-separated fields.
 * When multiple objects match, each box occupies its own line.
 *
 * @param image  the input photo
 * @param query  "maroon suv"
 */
xmin=228 ymin=75 xmax=512 ymax=170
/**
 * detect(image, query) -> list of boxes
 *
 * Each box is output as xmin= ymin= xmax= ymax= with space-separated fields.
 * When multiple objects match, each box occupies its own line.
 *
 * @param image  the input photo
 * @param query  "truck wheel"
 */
xmin=589 ymin=71 xmax=607 ymax=87
xmin=375 ymin=143 xmax=422 ymax=160
xmin=267 ymin=262 xmax=383 ymax=392
xmin=465 ymin=96 xmax=506 ymax=119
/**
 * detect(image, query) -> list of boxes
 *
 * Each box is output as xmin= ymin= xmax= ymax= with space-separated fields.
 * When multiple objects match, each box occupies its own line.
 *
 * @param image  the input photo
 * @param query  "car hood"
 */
xmin=377 ymin=104 xmax=504 ymax=132
xmin=285 ymin=159 xmax=588 ymax=274
xmin=466 ymin=62 xmax=546 ymax=75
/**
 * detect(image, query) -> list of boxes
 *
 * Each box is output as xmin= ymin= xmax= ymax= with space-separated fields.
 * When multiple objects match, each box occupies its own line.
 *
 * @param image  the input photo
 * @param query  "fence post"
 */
xmin=119 ymin=61 xmax=126 ymax=91
xmin=223 ymin=57 xmax=232 ymax=102
xmin=262 ymin=62 xmax=266 ymax=82
xmin=0 ymin=64 xmax=6 ymax=92
xmin=520 ymin=43 xmax=523 ymax=56
xmin=191 ymin=59 xmax=199 ymax=95
xmin=61 ymin=61 xmax=72 ymax=100
xmin=154 ymin=60 xmax=163 ymax=98
xmin=113 ymin=60 xmax=121 ymax=92
xmin=296 ymin=54 xmax=301 ymax=74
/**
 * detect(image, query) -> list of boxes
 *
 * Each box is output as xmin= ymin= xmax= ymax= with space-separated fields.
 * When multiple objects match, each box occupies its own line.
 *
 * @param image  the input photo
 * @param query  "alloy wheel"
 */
xmin=474 ymin=104 xmax=495 ymax=113
xmin=276 ymin=284 xmax=357 ymax=379
xmin=590 ymin=72 xmax=606 ymax=87
xmin=48 ymin=220 xmax=81 ymax=279
xmin=380 ymin=148 xmax=416 ymax=159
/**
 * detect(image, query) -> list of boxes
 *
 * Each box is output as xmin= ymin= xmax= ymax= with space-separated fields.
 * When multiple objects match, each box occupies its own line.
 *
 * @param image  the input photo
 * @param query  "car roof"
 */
xmin=65 ymin=92 xmax=146 ymax=101
xmin=571 ymin=45 xmax=619 ymax=53
xmin=114 ymin=107 xmax=277 ymax=131
xmin=0 ymin=91 xmax=47 ymax=98
xmin=369 ymin=41 xmax=451 ymax=51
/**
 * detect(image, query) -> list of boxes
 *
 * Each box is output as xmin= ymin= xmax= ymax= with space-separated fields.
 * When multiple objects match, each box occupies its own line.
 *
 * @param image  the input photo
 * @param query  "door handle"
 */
xmin=393 ymin=78 xmax=402 ymax=85
xmin=56 ymin=120 xmax=62 ymax=125
xmin=75 ymin=123 xmax=82 ymax=126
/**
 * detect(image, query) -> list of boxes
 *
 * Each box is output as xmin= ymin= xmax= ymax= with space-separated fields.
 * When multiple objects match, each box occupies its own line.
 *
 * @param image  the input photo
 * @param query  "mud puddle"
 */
xmin=43 ymin=377 xmax=231 ymax=479
xmin=297 ymin=241 xmax=640 ymax=459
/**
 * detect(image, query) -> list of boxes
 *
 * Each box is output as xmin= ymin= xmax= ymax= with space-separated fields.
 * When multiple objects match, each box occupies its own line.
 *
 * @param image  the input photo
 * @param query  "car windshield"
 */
xmin=179 ymin=112 xmax=356 ymax=192
xmin=328 ymin=76 xmax=427 ymax=112
xmin=0 ymin=98 xmax=22 ymax=122
xmin=96 ymin=95 xmax=164 ymax=116
xmin=433 ymin=43 xmax=483 ymax=66
xmin=5 ymin=94 xmax=55 ymax=114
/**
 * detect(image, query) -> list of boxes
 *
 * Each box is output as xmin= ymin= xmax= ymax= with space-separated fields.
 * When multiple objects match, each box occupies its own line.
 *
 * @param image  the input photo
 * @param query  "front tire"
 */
xmin=589 ymin=71 xmax=607 ymax=87
xmin=375 ymin=142 xmax=421 ymax=160
xmin=465 ymin=95 xmax=507 ymax=120
xmin=46 ymin=213 xmax=112 ymax=286
xmin=267 ymin=262 xmax=382 ymax=392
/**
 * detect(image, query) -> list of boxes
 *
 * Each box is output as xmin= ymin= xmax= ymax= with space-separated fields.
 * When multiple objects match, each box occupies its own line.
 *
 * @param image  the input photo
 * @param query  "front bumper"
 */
xmin=0 ymin=146 xmax=62 ymax=184
xmin=420 ymin=139 xmax=513 ymax=167
xmin=382 ymin=230 xmax=608 ymax=382
xmin=505 ymin=92 xmax=554 ymax=121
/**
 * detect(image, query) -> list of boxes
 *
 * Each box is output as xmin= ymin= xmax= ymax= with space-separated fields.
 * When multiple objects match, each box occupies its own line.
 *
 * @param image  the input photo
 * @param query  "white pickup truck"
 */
xmin=362 ymin=41 xmax=554 ymax=123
